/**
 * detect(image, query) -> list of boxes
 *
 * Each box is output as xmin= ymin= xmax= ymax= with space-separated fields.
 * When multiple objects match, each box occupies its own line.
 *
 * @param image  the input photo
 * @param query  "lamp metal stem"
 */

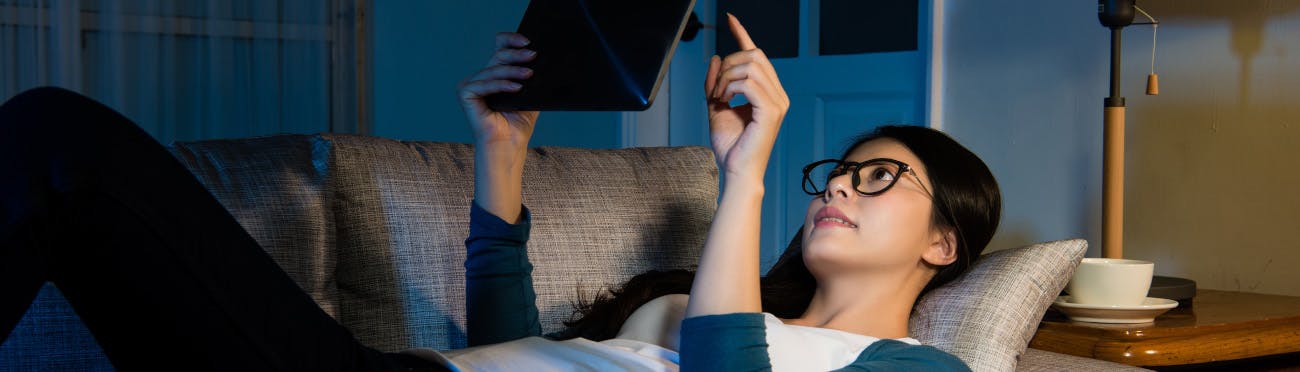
xmin=1109 ymin=29 xmax=1123 ymax=100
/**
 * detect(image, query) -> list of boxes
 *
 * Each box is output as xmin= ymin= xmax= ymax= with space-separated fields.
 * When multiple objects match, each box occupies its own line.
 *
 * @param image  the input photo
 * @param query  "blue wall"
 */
xmin=942 ymin=0 xmax=1300 ymax=295
xmin=941 ymin=0 xmax=1106 ymax=253
xmin=370 ymin=0 xmax=623 ymax=147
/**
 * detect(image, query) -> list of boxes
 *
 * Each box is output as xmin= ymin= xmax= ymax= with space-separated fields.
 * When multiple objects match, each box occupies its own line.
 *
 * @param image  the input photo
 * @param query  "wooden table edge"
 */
xmin=1030 ymin=314 xmax=1300 ymax=366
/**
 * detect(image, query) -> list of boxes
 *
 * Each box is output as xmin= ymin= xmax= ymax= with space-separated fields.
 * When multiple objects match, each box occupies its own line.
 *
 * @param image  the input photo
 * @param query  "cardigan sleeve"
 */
xmin=464 ymin=202 xmax=542 ymax=346
xmin=832 ymin=339 xmax=971 ymax=371
xmin=678 ymin=313 xmax=772 ymax=371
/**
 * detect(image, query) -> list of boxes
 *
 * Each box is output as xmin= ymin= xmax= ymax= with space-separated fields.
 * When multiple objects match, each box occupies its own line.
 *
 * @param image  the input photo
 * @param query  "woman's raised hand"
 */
xmin=685 ymin=14 xmax=790 ymax=318
xmin=458 ymin=32 xmax=539 ymax=149
xmin=705 ymin=14 xmax=790 ymax=186
xmin=459 ymin=32 xmax=539 ymax=224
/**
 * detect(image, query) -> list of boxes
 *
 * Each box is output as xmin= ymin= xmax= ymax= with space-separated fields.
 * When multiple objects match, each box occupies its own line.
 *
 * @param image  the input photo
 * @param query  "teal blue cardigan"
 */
xmin=463 ymin=203 xmax=970 ymax=371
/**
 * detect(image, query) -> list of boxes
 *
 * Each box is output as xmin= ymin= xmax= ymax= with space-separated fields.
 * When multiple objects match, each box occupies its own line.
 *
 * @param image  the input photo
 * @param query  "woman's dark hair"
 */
xmin=553 ymin=125 xmax=1001 ymax=341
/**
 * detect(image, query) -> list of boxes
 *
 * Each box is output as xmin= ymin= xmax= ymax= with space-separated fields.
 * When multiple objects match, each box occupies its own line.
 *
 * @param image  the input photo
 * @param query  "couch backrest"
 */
xmin=170 ymin=134 xmax=341 ymax=315
xmin=1 ymin=134 xmax=718 ymax=369
xmin=178 ymin=133 xmax=722 ymax=352
xmin=321 ymin=134 xmax=718 ymax=351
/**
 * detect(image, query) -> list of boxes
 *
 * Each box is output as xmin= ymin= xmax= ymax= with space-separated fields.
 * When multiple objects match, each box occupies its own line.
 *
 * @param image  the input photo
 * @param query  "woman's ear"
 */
xmin=923 ymin=228 xmax=958 ymax=266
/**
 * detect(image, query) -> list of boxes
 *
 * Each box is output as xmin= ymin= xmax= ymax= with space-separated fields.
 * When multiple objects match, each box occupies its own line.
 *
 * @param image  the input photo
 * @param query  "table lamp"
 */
xmin=1097 ymin=0 xmax=1197 ymax=304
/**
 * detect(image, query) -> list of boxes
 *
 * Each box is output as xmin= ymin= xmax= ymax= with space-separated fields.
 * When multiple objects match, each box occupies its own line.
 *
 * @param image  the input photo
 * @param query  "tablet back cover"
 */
xmin=485 ymin=0 xmax=695 ymax=111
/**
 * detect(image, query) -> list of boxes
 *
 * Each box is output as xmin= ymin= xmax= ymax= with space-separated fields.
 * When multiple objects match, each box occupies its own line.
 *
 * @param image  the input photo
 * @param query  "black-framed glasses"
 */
xmin=801 ymin=158 xmax=934 ymax=197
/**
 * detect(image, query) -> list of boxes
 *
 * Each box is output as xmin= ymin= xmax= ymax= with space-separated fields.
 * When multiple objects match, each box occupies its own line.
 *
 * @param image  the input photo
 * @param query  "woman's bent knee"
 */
xmin=1 ymin=86 xmax=93 ymax=116
xmin=0 ymin=86 xmax=152 ymax=150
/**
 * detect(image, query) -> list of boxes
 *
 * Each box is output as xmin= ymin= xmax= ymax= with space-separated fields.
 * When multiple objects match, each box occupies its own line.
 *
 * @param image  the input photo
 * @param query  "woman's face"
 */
xmin=801 ymin=138 xmax=943 ymax=278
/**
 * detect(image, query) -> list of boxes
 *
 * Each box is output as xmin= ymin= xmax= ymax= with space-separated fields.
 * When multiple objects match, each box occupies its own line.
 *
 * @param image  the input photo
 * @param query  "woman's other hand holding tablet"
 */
xmin=458 ymin=32 xmax=539 ymax=223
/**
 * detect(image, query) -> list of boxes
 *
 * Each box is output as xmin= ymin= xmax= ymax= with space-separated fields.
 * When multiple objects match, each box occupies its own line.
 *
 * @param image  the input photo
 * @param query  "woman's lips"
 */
xmin=813 ymin=206 xmax=858 ymax=229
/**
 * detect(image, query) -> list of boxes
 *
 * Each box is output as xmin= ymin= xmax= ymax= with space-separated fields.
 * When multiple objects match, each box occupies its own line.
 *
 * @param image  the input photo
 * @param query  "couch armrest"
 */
xmin=1017 ymin=348 xmax=1151 ymax=371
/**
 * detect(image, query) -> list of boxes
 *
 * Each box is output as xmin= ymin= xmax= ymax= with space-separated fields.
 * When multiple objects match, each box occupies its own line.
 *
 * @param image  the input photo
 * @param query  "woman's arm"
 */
xmin=460 ymin=32 xmax=539 ymax=223
xmin=679 ymin=14 xmax=788 ymax=370
xmin=458 ymin=32 xmax=544 ymax=346
xmin=685 ymin=14 xmax=790 ymax=318
xmin=464 ymin=202 xmax=541 ymax=346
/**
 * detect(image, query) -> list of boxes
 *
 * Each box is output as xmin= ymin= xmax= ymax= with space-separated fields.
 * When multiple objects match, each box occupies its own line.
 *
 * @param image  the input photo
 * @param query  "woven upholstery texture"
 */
xmin=910 ymin=239 xmax=1088 ymax=371
xmin=325 ymin=135 xmax=477 ymax=352
xmin=0 ymin=284 xmax=113 ymax=371
xmin=169 ymin=134 xmax=340 ymax=316
xmin=325 ymin=134 xmax=717 ymax=352
xmin=1017 ymin=348 xmax=1151 ymax=371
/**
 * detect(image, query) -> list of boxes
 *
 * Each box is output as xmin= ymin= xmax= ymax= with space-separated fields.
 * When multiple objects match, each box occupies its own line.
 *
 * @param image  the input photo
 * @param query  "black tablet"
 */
xmin=485 ymin=0 xmax=696 ymax=111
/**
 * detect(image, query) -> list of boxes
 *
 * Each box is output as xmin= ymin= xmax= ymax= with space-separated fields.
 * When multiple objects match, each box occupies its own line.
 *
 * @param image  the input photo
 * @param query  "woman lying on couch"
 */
xmin=0 ymin=15 xmax=995 ymax=371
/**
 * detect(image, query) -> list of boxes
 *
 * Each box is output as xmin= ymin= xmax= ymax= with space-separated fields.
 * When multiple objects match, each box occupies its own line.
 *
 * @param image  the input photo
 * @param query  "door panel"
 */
xmin=663 ymin=0 xmax=934 ymax=269
xmin=767 ymin=85 xmax=923 ymax=267
xmin=756 ymin=2 xmax=930 ymax=269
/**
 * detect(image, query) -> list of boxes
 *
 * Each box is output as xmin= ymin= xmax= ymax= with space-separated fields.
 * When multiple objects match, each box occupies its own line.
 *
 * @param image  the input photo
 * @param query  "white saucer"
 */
xmin=1051 ymin=296 xmax=1178 ymax=324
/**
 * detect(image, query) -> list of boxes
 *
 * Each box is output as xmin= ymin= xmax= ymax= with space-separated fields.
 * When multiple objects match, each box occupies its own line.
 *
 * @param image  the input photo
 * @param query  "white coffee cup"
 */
xmin=1065 ymin=258 xmax=1154 ymax=306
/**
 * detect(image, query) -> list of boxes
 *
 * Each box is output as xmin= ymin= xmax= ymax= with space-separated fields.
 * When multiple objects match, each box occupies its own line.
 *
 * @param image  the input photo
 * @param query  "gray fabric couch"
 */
xmin=0 ymin=134 xmax=1141 ymax=371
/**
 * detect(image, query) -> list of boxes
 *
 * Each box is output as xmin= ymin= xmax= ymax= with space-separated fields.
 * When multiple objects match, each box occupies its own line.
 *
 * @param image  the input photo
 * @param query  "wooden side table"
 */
xmin=1029 ymin=289 xmax=1300 ymax=367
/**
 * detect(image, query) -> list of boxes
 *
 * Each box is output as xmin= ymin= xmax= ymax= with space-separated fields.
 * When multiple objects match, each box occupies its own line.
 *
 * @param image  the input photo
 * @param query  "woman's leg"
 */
xmin=0 ymin=87 xmax=438 ymax=371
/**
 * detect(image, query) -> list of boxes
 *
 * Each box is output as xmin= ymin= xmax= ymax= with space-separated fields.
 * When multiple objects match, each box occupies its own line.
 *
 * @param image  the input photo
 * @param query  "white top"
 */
xmin=436 ymin=337 xmax=679 ymax=372
xmin=763 ymin=313 xmax=920 ymax=371
xmin=411 ymin=312 xmax=919 ymax=372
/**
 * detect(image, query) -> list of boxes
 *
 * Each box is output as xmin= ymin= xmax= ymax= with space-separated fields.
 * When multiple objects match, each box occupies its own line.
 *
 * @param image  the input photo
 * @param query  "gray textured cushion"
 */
xmin=911 ymin=239 xmax=1088 ymax=372
xmin=1016 ymin=348 xmax=1150 ymax=371
xmin=0 ymin=284 xmax=112 ymax=371
xmin=324 ymin=134 xmax=718 ymax=352
xmin=170 ymin=134 xmax=339 ymax=316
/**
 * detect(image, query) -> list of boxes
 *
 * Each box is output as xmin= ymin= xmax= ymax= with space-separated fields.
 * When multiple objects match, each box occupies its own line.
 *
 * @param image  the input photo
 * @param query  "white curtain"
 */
xmin=0 ymin=0 xmax=359 ymax=144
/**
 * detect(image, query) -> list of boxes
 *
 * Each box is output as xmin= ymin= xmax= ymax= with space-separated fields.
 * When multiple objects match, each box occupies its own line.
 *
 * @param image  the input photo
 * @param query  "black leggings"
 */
xmin=0 ymin=87 xmax=443 ymax=371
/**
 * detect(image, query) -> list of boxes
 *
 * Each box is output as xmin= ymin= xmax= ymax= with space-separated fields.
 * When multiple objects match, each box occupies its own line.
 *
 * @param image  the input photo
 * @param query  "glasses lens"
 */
xmin=855 ymin=161 xmax=903 ymax=194
xmin=803 ymin=160 xmax=848 ymax=195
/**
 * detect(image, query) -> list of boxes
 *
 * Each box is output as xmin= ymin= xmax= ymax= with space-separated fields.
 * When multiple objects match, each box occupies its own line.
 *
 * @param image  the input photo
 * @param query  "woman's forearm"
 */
xmin=685 ymin=14 xmax=787 ymax=319
xmin=473 ymin=140 xmax=529 ymax=224
xmin=685 ymin=177 xmax=765 ymax=317
xmin=464 ymin=202 xmax=542 ymax=346
xmin=459 ymin=30 xmax=538 ymax=224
